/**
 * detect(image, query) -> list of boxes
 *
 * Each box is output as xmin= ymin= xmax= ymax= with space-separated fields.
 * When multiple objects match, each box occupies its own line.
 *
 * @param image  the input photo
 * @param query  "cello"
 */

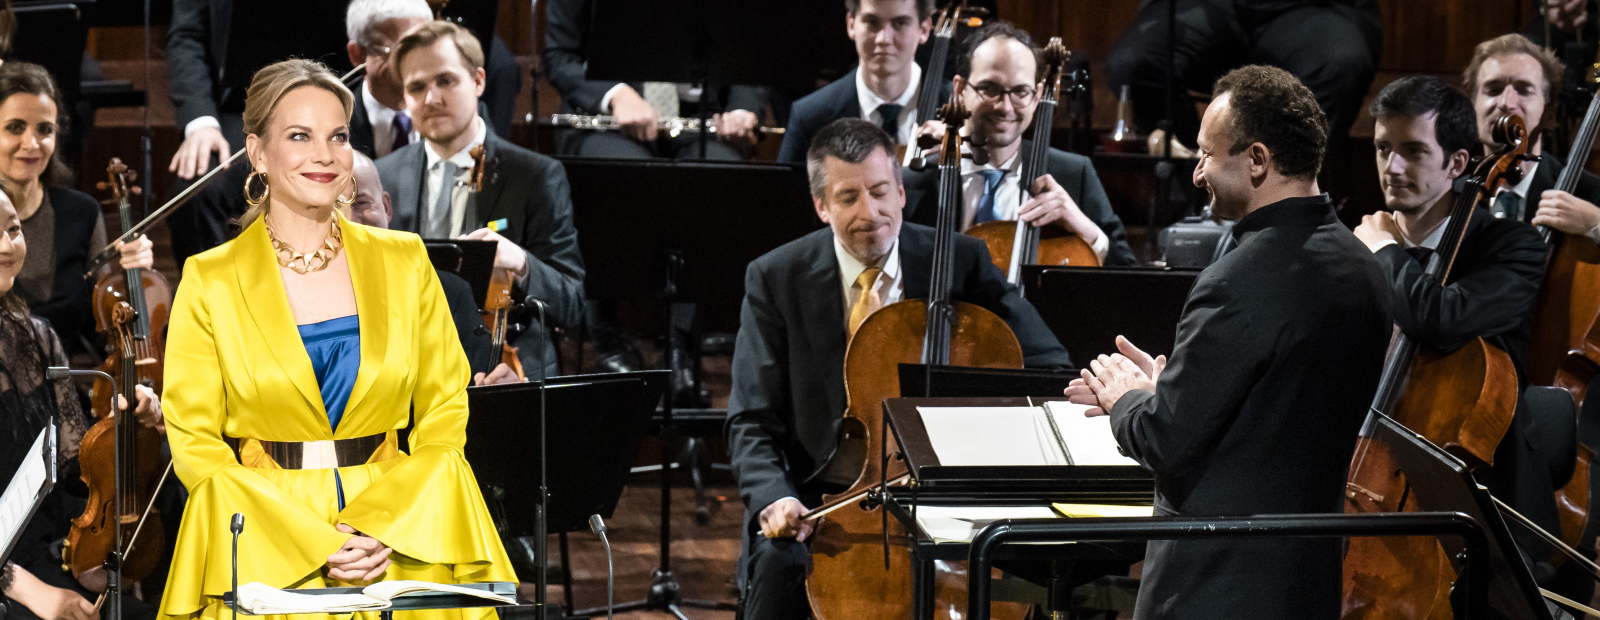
xmin=1342 ymin=115 xmax=1531 ymax=619
xmin=965 ymin=38 xmax=1100 ymax=280
xmin=467 ymin=144 xmax=525 ymax=380
xmin=901 ymin=0 xmax=986 ymax=167
xmin=802 ymin=101 xmax=1029 ymax=620
xmin=64 ymin=159 xmax=173 ymax=585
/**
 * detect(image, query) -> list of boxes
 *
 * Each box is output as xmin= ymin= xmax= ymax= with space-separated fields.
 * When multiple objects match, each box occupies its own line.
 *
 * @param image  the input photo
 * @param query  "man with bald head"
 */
xmin=349 ymin=151 xmax=517 ymax=385
xmin=904 ymin=21 xmax=1135 ymax=266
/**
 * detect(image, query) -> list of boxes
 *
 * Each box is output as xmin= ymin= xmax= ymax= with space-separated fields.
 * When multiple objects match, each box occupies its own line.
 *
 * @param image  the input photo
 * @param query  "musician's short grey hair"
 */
xmin=346 ymin=0 xmax=433 ymax=47
xmin=806 ymin=118 xmax=901 ymax=198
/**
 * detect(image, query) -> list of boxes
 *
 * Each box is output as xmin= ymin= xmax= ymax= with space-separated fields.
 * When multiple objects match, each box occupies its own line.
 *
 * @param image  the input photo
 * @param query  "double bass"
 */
xmin=966 ymin=38 xmax=1100 ymax=280
xmin=1342 ymin=115 xmax=1531 ymax=619
xmin=901 ymin=0 xmax=986 ymax=166
xmin=64 ymin=159 xmax=172 ymax=585
xmin=802 ymin=101 xmax=1029 ymax=620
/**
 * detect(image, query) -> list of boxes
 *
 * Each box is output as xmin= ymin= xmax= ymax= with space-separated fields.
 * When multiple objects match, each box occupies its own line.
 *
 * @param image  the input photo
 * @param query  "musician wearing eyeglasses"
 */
xmin=728 ymin=118 xmax=1070 ymax=620
xmin=776 ymin=0 xmax=936 ymax=163
xmin=376 ymin=21 xmax=585 ymax=380
xmin=343 ymin=0 xmax=430 ymax=161
xmin=904 ymin=22 xmax=1135 ymax=267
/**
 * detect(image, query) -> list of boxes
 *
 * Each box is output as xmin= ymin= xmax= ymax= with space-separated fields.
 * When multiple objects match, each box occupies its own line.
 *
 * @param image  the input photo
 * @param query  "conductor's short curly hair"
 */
xmin=1212 ymin=65 xmax=1328 ymax=180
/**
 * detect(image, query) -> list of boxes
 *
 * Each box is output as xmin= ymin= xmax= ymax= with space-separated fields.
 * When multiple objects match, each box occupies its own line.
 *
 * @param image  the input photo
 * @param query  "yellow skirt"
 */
xmin=158 ymin=438 xmax=516 ymax=620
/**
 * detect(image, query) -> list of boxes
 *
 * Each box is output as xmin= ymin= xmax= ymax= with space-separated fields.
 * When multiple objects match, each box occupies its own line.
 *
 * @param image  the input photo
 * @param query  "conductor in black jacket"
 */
xmin=1353 ymin=76 xmax=1559 ymax=549
xmin=1069 ymin=66 xmax=1391 ymax=620
xmin=903 ymin=22 xmax=1135 ymax=267
xmin=727 ymin=118 xmax=1070 ymax=620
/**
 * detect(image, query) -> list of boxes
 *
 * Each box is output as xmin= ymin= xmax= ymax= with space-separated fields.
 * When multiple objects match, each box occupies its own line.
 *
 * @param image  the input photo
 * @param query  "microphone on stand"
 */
xmin=589 ymin=514 xmax=614 ymax=620
xmin=231 ymin=513 xmax=244 ymax=620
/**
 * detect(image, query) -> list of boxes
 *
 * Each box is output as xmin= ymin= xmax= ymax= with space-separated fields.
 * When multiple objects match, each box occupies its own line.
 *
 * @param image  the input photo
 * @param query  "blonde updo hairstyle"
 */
xmin=238 ymin=59 xmax=354 ymax=229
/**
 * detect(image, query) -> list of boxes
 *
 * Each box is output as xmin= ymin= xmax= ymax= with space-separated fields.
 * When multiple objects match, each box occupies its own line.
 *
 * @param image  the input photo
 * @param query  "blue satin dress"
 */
xmin=297 ymin=315 xmax=360 ymax=508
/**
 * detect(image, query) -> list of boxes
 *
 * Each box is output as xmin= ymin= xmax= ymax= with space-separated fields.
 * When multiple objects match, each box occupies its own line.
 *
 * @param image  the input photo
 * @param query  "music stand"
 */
xmin=424 ymin=239 xmax=498 ymax=311
xmin=465 ymin=371 xmax=667 ymax=619
xmin=898 ymin=364 xmax=1079 ymax=398
xmin=1 ymin=422 xmax=58 ymax=567
xmin=1022 ymin=266 xmax=1200 ymax=364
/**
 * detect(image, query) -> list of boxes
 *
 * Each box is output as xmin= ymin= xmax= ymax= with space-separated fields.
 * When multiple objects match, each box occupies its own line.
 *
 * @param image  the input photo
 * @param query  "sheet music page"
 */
xmin=913 ymin=505 xmax=1061 ymax=543
xmin=236 ymin=583 xmax=389 ymax=614
xmin=1042 ymin=401 xmax=1141 ymax=466
xmin=917 ymin=407 xmax=1066 ymax=466
xmin=0 ymin=428 xmax=49 ymax=558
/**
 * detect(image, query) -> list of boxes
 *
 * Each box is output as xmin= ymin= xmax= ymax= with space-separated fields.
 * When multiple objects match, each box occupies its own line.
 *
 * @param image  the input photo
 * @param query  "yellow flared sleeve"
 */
xmin=336 ymin=238 xmax=515 ymax=582
xmin=160 ymin=262 xmax=352 ymax=617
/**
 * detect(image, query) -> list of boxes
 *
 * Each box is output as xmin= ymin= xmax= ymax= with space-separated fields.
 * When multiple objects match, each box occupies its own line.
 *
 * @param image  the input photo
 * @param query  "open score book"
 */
xmin=916 ymin=401 xmax=1140 ymax=467
xmin=234 ymin=581 xmax=515 ymax=614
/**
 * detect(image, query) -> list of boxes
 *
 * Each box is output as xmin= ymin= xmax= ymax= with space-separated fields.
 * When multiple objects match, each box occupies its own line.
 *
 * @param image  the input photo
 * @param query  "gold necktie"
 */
xmin=848 ymin=267 xmax=884 ymax=338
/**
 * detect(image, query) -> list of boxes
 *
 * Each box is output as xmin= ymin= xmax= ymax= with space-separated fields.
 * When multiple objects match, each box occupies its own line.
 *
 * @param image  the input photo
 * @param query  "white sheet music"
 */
xmin=1 ymin=428 xmax=52 ymax=560
xmin=1043 ymin=402 xmax=1142 ymax=466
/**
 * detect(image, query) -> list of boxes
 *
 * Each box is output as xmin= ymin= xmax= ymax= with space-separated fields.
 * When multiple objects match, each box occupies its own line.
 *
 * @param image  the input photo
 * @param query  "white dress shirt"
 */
xmin=958 ymin=149 xmax=1110 ymax=263
xmin=833 ymin=235 xmax=904 ymax=330
xmin=362 ymin=81 xmax=417 ymax=159
xmin=856 ymin=63 xmax=922 ymax=145
xmin=423 ymin=116 xmax=488 ymax=238
xmin=1367 ymin=215 xmax=1448 ymax=253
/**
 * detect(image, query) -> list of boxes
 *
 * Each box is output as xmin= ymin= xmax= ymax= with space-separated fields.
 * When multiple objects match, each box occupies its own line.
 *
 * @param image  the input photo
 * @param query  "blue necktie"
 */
xmin=876 ymin=103 xmax=903 ymax=143
xmin=1493 ymin=191 xmax=1521 ymax=221
xmin=972 ymin=169 xmax=1006 ymax=225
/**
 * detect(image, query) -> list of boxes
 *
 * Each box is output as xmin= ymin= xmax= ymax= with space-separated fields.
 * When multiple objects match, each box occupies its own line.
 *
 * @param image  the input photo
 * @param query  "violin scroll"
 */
xmin=94 ymin=158 xmax=141 ymax=207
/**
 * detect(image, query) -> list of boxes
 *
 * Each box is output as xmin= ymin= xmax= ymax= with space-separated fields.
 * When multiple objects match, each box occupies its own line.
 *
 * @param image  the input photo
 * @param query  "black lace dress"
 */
xmin=0 ymin=305 xmax=88 ymax=604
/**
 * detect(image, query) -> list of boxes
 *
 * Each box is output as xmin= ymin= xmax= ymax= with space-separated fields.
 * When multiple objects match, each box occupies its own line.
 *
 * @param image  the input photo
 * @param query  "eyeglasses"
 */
xmin=966 ymin=82 xmax=1037 ymax=105
xmin=364 ymin=42 xmax=393 ymax=58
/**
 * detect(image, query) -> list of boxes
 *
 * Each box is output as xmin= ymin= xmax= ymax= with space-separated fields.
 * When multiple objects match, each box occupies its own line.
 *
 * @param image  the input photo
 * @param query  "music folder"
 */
xmin=463 ymin=371 xmax=667 ymax=535
xmin=1 ymin=421 xmax=57 ymax=566
xmin=423 ymin=239 xmax=497 ymax=311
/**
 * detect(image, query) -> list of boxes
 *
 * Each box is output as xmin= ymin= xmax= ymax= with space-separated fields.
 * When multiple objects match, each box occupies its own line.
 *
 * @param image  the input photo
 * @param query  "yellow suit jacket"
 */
xmin=159 ymin=215 xmax=513 ymax=620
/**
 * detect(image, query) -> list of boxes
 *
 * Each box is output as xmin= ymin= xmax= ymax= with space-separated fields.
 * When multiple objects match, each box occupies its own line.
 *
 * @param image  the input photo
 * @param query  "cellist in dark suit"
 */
xmin=902 ymin=22 xmax=1135 ymax=266
xmin=1352 ymin=76 xmax=1560 ymax=564
xmin=1069 ymin=66 xmax=1392 ymax=620
xmin=375 ymin=21 xmax=585 ymax=379
xmin=727 ymin=118 xmax=1070 ymax=620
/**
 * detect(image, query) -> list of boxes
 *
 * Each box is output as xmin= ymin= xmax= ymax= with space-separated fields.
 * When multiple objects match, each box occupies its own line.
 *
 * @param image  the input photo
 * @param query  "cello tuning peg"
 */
xmin=95 ymin=181 xmax=108 ymax=190
xmin=129 ymin=186 xmax=142 ymax=196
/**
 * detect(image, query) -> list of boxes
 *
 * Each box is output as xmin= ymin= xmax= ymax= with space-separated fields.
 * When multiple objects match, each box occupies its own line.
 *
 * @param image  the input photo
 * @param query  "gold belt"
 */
xmin=248 ymin=433 xmax=388 ymax=469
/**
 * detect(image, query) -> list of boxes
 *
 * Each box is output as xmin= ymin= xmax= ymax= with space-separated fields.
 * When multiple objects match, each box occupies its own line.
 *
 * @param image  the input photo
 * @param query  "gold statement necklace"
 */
xmin=266 ymin=217 xmax=344 ymax=274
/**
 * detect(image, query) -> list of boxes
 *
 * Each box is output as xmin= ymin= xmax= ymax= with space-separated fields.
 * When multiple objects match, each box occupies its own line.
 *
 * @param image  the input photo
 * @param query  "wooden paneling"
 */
xmin=1377 ymin=0 xmax=1528 ymax=74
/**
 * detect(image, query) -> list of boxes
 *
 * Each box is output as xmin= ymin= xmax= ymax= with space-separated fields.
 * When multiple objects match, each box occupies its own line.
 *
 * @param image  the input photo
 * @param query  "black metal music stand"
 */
xmin=424 ymin=239 xmax=499 ymax=310
xmin=560 ymin=158 xmax=817 ymax=617
xmin=1021 ymin=266 xmax=1200 ymax=364
xmin=898 ymin=364 xmax=1079 ymax=397
xmin=221 ymin=582 xmax=519 ymax=620
xmin=465 ymin=371 xmax=667 ymax=620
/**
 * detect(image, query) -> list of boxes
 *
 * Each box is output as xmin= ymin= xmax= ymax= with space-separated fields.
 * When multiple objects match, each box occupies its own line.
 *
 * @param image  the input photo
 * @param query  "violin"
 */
xmin=1341 ymin=115 xmax=1531 ymax=619
xmin=65 ymin=302 xmax=169 ymax=587
xmin=899 ymin=0 xmax=986 ymax=166
xmin=89 ymin=158 xmax=171 ymax=416
xmin=965 ymin=38 xmax=1099 ymax=283
xmin=469 ymin=144 xmax=525 ymax=380
xmin=802 ymin=100 xmax=1029 ymax=620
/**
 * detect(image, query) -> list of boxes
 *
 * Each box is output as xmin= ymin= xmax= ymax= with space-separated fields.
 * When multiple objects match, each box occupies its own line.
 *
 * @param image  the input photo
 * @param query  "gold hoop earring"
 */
xmin=244 ymin=171 xmax=270 ymax=206
xmin=335 ymin=176 xmax=355 ymax=208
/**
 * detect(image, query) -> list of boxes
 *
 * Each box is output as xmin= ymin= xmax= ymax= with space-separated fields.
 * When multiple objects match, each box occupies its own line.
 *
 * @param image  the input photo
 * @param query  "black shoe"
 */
xmin=595 ymin=342 xmax=642 ymax=374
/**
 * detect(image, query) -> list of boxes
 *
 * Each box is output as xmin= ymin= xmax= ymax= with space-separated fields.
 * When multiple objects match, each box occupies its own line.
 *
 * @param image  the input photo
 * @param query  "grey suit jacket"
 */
xmin=903 ymin=143 xmax=1137 ymax=267
xmin=375 ymin=133 xmax=587 ymax=378
xmin=725 ymin=224 xmax=1071 ymax=532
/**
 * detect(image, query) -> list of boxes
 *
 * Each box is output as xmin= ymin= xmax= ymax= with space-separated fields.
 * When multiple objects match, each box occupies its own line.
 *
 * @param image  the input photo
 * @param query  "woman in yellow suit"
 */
xmin=158 ymin=59 xmax=513 ymax=620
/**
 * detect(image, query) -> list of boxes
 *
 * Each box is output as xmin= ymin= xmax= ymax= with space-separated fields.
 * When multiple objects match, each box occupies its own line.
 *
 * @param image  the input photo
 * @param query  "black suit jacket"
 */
xmin=167 ymin=0 xmax=230 ymax=129
xmin=1108 ymin=195 xmax=1391 ymax=620
xmin=726 ymin=224 xmax=1071 ymax=526
xmin=1523 ymin=153 xmax=1600 ymax=224
xmin=903 ymin=143 xmax=1137 ymax=267
xmin=375 ymin=133 xmax=586 ymax=378
xmin=542 ymin=0 xmax=764 ymax=115
xmin=777 ymin=68 xmax=863 ymax=164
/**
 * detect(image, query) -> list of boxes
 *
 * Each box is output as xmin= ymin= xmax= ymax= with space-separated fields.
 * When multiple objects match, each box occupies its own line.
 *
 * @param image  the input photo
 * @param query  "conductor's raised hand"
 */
xmin=327 ymin=523 xmax=392 ymax=582
xmin=168 ymin=125 xmax=231 ymax=181
xmin=1064 ymin=376 xmax=1105 ymax=417
xmin=758 ymin=497 xmax=814 ymax=542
